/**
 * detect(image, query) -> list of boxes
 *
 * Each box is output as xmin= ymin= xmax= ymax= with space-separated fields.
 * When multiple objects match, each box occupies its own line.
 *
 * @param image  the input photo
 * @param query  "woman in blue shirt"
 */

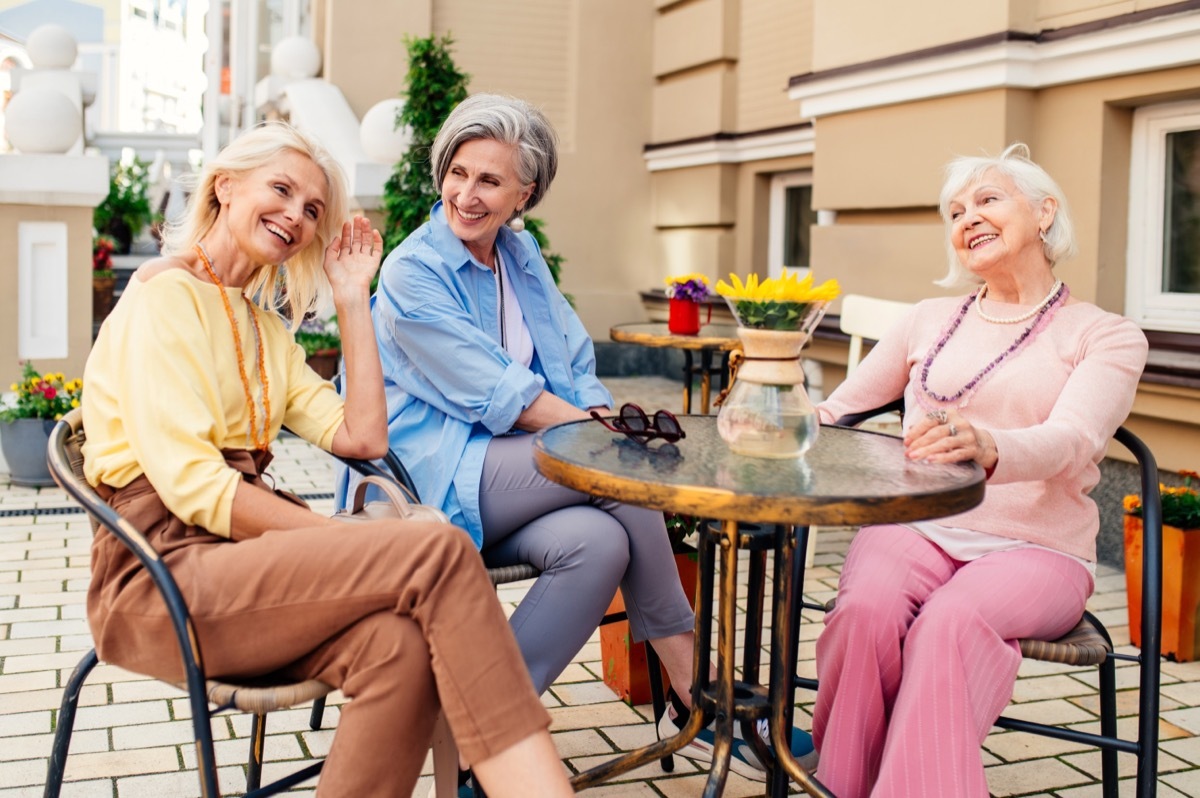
xmin=363 ymin=94 xmax=811 ymax=782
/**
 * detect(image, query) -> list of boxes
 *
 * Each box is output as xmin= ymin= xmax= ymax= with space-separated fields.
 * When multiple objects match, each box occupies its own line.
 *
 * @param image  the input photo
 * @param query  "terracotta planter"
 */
xmin=1125 ymin=515 xmax=1200 ymax=662
xmin=600 ymin=548 xmax=699 ymax=705
xmin=305 ymin=348 xmax=341 ymax=381
xmin=93 ymin=275 xmax=116 ymax=322
xmin=0 ymin=418 xmax=56 ymax=487
xmin=667 ymin=298 xmax=710 ymax=335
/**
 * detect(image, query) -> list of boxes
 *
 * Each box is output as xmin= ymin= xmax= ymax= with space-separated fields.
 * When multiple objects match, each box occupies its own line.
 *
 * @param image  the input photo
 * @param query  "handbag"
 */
xmin=334 ymin=475 xmax=451 ymax=525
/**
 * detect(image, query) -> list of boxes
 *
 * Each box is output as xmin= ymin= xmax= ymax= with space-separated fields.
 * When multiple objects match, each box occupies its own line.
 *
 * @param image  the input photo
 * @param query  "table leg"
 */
xmin=682 ymin=350 xmax=695 ymax=415
xmin=768 ymin=524 xmax=833 ymax=798
xmin=700 ymin=518 xmax=742 ymax=798
xmin=699 ymin=349 xmax=715 ymax=414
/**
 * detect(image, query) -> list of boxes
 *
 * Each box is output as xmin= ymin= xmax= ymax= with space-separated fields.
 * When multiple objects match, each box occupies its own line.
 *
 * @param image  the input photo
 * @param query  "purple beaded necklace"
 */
xmin=918 ymin=282 xmax=1069 ymax=410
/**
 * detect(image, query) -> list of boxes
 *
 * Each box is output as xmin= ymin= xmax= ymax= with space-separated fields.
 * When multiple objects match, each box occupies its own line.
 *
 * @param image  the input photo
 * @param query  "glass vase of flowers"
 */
xmin=714 ymin=271 xmax=840 ymax=458
xmin=1 ymin=363 xmax=83 ymax=487
xmin=664 ymin=273 xmax=712 ymax=335
xmin=1123 ymin=469 xmax=1200 ymax=661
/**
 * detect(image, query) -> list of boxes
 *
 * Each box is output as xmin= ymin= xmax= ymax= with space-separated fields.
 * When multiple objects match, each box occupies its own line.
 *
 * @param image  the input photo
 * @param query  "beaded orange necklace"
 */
xmin=195 ymin=243 xmax=271 ymax=450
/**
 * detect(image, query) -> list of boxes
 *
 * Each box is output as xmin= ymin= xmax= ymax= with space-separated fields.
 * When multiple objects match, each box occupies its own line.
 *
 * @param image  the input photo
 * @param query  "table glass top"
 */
xmin=533 ymin=416 xmax=984 ymax=526
xmin=610 ymin=322 xmax=741 ymax=349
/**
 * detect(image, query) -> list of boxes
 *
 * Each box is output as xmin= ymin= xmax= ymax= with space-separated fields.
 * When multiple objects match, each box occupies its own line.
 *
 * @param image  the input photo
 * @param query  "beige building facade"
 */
xmin=309 ymin=0 xmax=1198 ymax=469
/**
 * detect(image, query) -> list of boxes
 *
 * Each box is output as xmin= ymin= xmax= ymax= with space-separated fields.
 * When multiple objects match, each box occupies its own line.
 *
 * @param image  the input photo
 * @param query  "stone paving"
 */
xmin=1 ymin=376 xmax=1198 ymax=796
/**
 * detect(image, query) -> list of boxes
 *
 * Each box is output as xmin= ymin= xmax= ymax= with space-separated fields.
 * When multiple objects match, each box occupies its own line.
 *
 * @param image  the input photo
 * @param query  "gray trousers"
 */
xmin=479 ymin=434 xmax=696 ymax=694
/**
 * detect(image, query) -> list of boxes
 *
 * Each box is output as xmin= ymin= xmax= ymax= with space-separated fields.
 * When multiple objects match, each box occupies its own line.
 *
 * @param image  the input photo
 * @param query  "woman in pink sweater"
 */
xmin=810 ymin=143 xmax=1148 ymax=798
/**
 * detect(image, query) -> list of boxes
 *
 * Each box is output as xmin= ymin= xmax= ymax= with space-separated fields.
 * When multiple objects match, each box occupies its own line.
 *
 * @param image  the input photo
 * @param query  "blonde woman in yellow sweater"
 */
xmin=80 ymin=122 xmax=571 ymax=798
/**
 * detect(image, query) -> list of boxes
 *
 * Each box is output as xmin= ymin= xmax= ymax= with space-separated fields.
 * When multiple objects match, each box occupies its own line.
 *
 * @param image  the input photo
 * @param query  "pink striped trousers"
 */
xmin=812 ymin=525 xmax=1093 ymax=798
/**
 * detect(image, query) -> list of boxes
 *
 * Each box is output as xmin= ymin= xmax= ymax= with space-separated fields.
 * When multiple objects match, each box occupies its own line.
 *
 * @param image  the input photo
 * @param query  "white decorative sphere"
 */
xmin=271 ymin=36 xmax=321 ymax=79
xmin=360 ymin=99 xmax=411 ymax=164
xmin=26 ymin=24 xmax=78 ymax=69
xmin=4 ymin=87 xmax=81 ymax=153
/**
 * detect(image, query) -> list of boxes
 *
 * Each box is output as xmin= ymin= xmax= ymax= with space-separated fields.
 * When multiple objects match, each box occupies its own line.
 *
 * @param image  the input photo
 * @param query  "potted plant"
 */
xmin=600 ymin=514 xmax=700 ymax=705
xmin=664 ymin=273 xmax=712 ymax=335
xmin=1 ymin=364 xmax=83 ymax=487
xmin=1124 ymin=469 xmax=1200 ymax=661
xmin=295 ymin=316 xmax=341 ymax=381
xmin=94 ymin=158 xmax=154 ymax=254
xmin=92 ymin=234 xmax=117 ymax=322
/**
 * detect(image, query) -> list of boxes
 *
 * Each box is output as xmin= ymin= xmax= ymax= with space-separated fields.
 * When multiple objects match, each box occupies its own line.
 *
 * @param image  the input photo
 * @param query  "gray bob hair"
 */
xmin=430 ymin=93 xmax=558 ymax=216
xmin=936 ymin=142 xmax=1078 ymax=288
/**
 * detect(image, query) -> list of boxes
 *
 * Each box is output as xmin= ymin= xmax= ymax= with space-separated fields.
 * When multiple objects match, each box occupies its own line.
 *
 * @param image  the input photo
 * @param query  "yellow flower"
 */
xmin=70 ymin=399 xmax=80 ymax=408
xmin=716 ymin=271 xmax=840 ymax=303
xmin=9 ymin=383 xmax=16 ymax=391
xmin=665 ymin=273 xmax=710 ymax=286
xmin=1123 ymin=494 xmax=1141 ymax=513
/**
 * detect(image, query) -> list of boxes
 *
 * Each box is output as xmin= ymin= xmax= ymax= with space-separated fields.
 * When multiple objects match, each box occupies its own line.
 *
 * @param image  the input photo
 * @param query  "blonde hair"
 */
xmin=159 ymin=122 xmax=348 ymax=329
xmin=936 ymin=142 xmax=1078 ymax=289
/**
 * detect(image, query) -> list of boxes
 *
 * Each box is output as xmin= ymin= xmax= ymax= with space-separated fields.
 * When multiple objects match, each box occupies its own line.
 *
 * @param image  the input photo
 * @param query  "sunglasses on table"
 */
xmin=589 ymin=403 xmax=686 ymax=445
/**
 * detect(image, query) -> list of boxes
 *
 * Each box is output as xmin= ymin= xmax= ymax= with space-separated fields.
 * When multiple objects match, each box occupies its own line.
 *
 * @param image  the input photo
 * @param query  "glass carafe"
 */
xmin=717 ymin=328 xmax=819 ymax=458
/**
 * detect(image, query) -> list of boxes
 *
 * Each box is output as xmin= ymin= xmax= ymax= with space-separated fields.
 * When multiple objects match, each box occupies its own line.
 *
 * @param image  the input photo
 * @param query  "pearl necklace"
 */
xmin=974 ymin=279 xmax=1063 ymax=324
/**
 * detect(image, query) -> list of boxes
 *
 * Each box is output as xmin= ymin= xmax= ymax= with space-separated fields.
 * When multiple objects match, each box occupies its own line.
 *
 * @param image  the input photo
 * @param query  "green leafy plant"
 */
xmin=94 ymin=158 xmax=154 ymax=254
xmin=382 ymin=35 xmax=470 ymax=253
xmin=2 ymin=363 xmax=83 ymax=422
xmin=294 ymin=316 xmax=340 ymax=357
xmin=1125 ymin=470 xmax=1200 ymax=530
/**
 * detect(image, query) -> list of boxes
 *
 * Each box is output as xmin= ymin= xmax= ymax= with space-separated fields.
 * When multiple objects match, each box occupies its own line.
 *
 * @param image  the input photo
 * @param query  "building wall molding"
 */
xmin=788 ymin=6 xmax=1200 ymax=118
xmin=643 ymin=123 xmax=813 ymax=172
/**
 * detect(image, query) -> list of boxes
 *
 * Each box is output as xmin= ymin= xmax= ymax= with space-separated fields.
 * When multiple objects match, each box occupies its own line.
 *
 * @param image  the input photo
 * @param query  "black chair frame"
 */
xmin=44 ymin=411 xmax=371 ymax=797
xmin=791 ymin=399 xmax=1163 ymax=798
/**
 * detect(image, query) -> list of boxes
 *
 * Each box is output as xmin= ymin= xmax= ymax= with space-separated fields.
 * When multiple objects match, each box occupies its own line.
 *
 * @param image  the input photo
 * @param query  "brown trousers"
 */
xmin=86 ymin=450 xmax=549 ymax=796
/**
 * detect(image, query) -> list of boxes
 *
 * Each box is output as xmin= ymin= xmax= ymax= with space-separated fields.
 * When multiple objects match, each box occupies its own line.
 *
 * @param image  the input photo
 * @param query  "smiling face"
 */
xmin=947 ymin=169 xmax=1055 ymax=279
xmin=215 ymin=148 xmax=328 ymax=264
xmin=441 ymin=137 xmax=534 ymax=266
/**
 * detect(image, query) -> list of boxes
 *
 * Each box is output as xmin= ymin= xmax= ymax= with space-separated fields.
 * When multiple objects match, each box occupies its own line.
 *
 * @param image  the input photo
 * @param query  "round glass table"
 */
xmin=534 ymin=416 xmax=985 ymax=797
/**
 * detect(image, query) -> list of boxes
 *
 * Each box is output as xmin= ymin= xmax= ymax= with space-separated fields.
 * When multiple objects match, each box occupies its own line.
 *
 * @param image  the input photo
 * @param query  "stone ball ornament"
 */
xmin=26 ymin=24 xmax=78 ymax=69
xmin=360 ymin=99 xmax=411 ymax=164
xmin=271 ymin=36 xmax=322 ymax=80
xmin=4 ymin=86 xmax=81 ymax=154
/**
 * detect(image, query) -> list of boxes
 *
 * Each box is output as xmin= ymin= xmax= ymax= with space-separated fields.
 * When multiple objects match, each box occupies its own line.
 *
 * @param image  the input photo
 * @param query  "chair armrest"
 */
xmin=831 ymin=399 xmax=905 ymax=429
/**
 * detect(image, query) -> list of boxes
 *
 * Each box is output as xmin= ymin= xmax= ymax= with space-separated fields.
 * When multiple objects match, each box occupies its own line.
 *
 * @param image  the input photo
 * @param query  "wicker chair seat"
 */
xmin=203 ymin=678 xmax=333 ymax=716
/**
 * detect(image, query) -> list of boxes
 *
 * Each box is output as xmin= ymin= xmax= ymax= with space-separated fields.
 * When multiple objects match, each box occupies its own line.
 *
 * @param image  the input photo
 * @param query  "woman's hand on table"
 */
xmin=904 ymin=408 xmax=998 ymax=472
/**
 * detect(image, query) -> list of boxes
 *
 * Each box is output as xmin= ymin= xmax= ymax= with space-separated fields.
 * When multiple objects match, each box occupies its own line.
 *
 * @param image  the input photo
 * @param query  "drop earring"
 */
xmin=1038 ymin=228 xmax=1048 ymax=243
xmin=509 ymin=213 xmax=525 ymax=233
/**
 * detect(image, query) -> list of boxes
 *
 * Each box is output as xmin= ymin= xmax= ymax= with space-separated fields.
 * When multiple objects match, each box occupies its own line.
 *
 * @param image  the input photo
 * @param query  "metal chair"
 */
xmin=43 ymin=408 xmax=456 ymax=798
xmin=795 ymin=402 xmax=1163 ymax=798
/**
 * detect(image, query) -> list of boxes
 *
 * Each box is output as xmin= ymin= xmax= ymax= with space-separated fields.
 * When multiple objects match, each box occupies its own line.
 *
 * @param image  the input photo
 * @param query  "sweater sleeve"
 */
xmin=107 ymin=274 xmax=245 ymax=537
xmin=816 ymin=308 xmax=916 ymax=424
xmin=278 ymin=330 xmax=345 ymax=451
xmin=987 ymin=313 xmax=1147 ymax=485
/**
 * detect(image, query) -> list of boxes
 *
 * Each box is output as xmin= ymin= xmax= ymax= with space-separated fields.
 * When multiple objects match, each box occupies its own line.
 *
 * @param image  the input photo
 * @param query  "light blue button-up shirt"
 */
xmin=345 ymin=202 xmax=611 ymax=546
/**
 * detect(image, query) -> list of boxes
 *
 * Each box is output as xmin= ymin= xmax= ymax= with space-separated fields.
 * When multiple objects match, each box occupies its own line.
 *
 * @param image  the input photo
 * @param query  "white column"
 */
xmin=201 ymin=0 xmax=225 ymax=159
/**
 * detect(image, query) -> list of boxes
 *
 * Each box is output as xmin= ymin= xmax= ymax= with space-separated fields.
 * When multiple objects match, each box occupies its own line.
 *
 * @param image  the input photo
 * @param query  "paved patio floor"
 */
xmin=1 ymin=376 xmax=1198 ymax=796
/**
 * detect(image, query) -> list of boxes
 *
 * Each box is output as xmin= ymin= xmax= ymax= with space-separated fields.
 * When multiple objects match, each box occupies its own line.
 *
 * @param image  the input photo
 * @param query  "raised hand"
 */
xmin=324 ymin=216 xmax=383 ymax=299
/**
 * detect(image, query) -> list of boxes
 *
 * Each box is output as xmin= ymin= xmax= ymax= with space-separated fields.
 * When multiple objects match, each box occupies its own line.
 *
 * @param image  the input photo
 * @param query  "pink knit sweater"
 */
xmin=817 ymin=295 xmax=1148 ymax=562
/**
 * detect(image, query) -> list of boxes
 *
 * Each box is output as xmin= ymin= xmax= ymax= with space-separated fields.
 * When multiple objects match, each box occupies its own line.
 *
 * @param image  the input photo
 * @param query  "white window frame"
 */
xmin=1127 ymin=100 xmax=1200 ymax=333
xmin=768 ymin=170 xmax=813 ymax=280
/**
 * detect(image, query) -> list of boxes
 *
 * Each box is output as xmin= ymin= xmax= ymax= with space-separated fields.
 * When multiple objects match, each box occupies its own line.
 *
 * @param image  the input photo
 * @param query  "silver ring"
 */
xmin=948 ymin=423 xmax=958 ymax=437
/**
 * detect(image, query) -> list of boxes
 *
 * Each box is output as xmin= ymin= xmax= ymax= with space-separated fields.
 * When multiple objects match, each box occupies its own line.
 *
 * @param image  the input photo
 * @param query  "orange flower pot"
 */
xmin=1124 ymin=515 xmax=1200 ymax=662
xmin=600 ymin=549 xmax=699 ymax=704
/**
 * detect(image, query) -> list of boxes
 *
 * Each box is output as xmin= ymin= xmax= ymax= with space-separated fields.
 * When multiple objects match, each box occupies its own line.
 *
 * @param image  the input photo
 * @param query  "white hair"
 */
xmin=936 ymin=142 xmax=1078 ymax=288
